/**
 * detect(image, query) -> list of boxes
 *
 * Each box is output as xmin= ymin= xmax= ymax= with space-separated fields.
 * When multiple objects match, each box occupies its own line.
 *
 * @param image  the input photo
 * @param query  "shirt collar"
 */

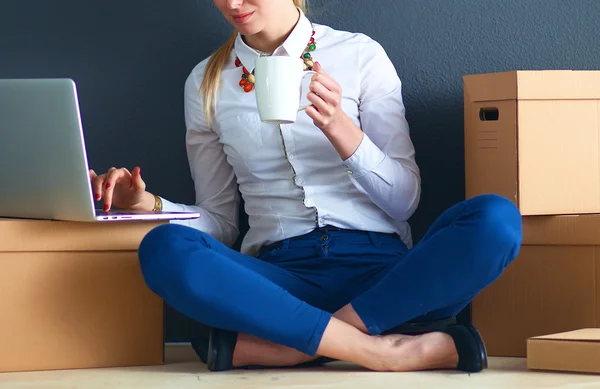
xmin=234 ymin=8 xmax=313 ymax=72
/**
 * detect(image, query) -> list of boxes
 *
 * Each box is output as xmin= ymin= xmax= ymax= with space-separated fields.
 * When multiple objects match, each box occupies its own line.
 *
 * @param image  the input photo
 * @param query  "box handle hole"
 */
xmin=479 ymin=107 xmax=499 ymax=121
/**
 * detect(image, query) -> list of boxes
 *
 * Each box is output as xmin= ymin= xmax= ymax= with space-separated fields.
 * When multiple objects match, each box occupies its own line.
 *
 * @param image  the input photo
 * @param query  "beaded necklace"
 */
xmin=235 ymin=30 xmax=316 ymax=92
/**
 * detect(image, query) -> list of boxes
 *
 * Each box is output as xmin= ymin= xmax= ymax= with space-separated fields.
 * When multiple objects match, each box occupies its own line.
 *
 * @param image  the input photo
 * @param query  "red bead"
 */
xmin=312 ymin=30 xmax=315 ymax=36
xmin=235 ymin=58 xmax=242 ymax=67
xmin=244 ymin=83 xmax=253 ymax=92
xmin=242 ymin=66 xmax=250 ymax=75
xmin=239 ymin=79 xmax=248 ymax=86
xmin=309 ymin=37 xmax=315 ymax=44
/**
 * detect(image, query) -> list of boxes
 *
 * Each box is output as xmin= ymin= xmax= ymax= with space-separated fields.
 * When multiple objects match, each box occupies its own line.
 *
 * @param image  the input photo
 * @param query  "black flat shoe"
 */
xmin=190 ymin=336 xmax=209 ymax=364
xmin=386 ymin=321 xmax=487 ymax=373
xmin=440 ymin=324 xmax=488 ymax=373
xmin=205 ymin=327 xmax=238 ymax=372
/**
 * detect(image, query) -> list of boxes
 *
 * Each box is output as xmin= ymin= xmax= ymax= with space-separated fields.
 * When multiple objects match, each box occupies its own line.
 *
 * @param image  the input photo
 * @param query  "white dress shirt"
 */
xmin=161 ymin=9 xmax=421 ymax=256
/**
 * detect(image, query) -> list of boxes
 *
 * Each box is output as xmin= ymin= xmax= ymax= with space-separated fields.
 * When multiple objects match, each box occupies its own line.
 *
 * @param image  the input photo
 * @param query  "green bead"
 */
xmin=309 ymin=44 xmax=316 ymax=51
xmin=303 ymin=52 xmax=311 ymax=59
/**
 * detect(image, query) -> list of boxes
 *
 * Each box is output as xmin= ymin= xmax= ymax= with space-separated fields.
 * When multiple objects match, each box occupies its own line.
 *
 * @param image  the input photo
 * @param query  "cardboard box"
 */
xmin=0 ymin=219 xmax=166 ymax=373
xmin=527 ymin=329 xmax=600 ymax=374
xmin=464 ymin=70 xmax=600 ymax=215
xmin=471 ymin=214 xmax=600 ymax=357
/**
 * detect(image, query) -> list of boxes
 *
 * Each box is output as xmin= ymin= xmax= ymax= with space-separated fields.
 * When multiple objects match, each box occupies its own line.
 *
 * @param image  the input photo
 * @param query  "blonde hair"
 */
xmin=200 ymin=0 xmax=308 ymax=126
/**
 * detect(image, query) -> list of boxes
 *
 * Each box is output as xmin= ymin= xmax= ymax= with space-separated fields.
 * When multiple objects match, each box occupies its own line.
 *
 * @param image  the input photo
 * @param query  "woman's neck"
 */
xmin=243 ymin=7 xmax=300 ymax=54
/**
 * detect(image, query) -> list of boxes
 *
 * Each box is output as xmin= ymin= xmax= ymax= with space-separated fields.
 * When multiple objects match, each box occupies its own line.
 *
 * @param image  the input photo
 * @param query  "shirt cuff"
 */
xmin=159 ymin=197 xmax=186 ymax=213
xmin=342 ymin=133 xmax=387 ymax=179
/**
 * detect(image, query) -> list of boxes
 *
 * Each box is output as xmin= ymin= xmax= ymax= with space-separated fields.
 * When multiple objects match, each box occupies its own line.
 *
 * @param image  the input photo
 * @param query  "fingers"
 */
xmin=313 ymin=61 xmax=325 ymax=75
xmin=89 ymin=169 xmax=103 ymax=201
xmin=305 ymin=104 xmax=325 ymax=127
xmin=307 ymin=63 xmax=341 ymax=116
xmin=89 ymin=166 xmax=146 ymax=211
xmin=130 ymin=166 xmax=146 ymax=191
xmin=303 ymin=62 xmax=346 ymax=131
xmin=306 ymin=91 xmax=329 ymax=116
xmin=307 ymin=83 xmax=337 ymax=114
xmin=91 ymin=170 xmax=107 ymax=202
xmin=103 ymin=168 xmax=132 ymax=211
xmin=311 ymin=62 xmax=341 ymax=95
xmin=89 ymin=169 xmax=101 ymax=200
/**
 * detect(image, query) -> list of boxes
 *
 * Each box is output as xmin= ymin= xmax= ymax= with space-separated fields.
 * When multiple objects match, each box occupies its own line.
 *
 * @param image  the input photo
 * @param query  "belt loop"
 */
xmin=367 ymin=231 xmax=379 ymax=246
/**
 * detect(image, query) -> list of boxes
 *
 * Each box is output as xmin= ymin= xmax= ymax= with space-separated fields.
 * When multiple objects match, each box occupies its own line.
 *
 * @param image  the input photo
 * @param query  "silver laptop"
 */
xmin=0 ymin=78 xmax=200 ymax=222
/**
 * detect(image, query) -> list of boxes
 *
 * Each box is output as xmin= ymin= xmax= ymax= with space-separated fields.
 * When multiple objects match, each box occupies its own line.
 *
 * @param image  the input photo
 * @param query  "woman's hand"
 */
xmin=305 ymin=62 xmax=364 ymax=160
xmin=89 ymin=166 xmax=154 ymax=212
xmin=305 ymin=62 xmax=346 ymax=133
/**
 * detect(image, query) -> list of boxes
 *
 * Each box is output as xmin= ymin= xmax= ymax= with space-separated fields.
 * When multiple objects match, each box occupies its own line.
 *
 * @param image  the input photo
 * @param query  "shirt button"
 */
xmin=288 ymin=154 xmax=295 ymax=160
xmin=304 ymin=199 xmax=314 ymax=207
xmin=296 ymin=177 xmax=305 ymax=186
xmin=347 ymin=170 xmax=353 ymax=175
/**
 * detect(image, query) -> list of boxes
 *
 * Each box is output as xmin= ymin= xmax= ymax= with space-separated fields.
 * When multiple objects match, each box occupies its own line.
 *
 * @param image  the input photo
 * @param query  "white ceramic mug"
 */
xmin=254 ymin=56 xmax=316 ymax=124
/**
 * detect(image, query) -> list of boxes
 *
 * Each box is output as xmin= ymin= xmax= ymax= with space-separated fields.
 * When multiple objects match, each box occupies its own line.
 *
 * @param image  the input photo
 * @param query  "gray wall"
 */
xmin=2 ymin=0 xmax=597 ymax=341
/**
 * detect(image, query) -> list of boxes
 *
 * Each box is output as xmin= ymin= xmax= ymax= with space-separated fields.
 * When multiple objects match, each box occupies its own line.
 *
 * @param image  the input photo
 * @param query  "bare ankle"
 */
xmin=333 ymin=304 xmax=368 ymax=333
xmin=315 ymin=317 xmax=456 ymax=372
xmin=232 ymin=333 xmax=313 ymax=367
xmin=377 ymin=332 xmax=459 ymax=372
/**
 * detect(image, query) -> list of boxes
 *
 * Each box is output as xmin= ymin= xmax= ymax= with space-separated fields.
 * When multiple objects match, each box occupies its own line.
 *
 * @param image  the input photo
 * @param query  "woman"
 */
xmin=90 ymin=0 xmax=522 ymax=373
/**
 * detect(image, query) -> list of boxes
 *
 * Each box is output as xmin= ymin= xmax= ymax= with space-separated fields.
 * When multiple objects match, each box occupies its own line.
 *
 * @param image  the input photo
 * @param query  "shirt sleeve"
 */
xmin=160 ymin=66 xmax=240 ymax=247
xmin=342 ymin=38 xmax=421 ymax=222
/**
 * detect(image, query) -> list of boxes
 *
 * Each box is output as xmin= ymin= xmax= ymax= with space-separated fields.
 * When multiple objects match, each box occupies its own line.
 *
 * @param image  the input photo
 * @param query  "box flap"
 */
xmin=464 ymin=71 xmax=518 ymax=102
xmin=522 ymin=214 xmax=600 ymax=245
xmin=530 ymin=329 xmax=600 ymax=342
xmin=0 ymin=219 xmax=166 ymax=252
xmin=517 ymin=70 xmax=600 ymax=100
xmin=464 ymin=70 xmax=600 ymax=102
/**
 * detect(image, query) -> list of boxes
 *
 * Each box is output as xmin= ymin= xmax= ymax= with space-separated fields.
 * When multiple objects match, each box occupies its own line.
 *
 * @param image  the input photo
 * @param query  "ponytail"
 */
xmin=200 ymin=0 xmax=308 ymax=126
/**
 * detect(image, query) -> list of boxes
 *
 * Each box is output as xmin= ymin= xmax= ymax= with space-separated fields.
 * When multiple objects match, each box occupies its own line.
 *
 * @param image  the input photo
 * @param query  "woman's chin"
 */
xmin=234 ymin=25 xmax=263 ymax=37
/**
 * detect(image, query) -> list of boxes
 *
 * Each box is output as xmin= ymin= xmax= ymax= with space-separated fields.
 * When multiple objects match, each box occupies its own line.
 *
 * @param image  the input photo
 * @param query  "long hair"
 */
xmin=200 ymin=0 xmax=308 ymax=126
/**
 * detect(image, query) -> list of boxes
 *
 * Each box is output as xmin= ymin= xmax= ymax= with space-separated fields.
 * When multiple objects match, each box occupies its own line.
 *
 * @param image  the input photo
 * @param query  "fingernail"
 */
xmin=106 ymin=183 xmax=111 ymax=189
xmin=104 ymin=205 xmax=109 ymax=212
xmin=95 ymin=194 xmax=101 ymax=200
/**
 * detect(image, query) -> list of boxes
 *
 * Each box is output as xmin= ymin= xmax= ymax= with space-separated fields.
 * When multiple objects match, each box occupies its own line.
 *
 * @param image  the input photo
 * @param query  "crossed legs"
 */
xmin=138 ymin=194 xmax=522 ymax=371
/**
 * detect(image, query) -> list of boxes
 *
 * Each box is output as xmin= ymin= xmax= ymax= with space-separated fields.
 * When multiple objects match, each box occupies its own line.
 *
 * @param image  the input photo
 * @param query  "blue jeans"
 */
xmin=138 ymin=194 xmax=522 ymax=356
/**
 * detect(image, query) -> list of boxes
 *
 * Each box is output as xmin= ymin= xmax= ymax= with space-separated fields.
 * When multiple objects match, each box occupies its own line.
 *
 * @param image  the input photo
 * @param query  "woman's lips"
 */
xmin=232 ymin=12 xmax=254 ymax=24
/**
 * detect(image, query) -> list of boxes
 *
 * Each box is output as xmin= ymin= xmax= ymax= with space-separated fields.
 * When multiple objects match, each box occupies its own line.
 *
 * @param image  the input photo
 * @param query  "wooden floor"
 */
xmin=2 ymin=344 xmax=599 ymax=388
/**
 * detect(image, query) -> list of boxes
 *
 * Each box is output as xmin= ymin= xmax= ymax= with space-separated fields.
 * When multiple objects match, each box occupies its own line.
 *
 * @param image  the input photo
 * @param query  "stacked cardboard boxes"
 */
xmin=463 ymin=70 xmax=600 ymax=358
